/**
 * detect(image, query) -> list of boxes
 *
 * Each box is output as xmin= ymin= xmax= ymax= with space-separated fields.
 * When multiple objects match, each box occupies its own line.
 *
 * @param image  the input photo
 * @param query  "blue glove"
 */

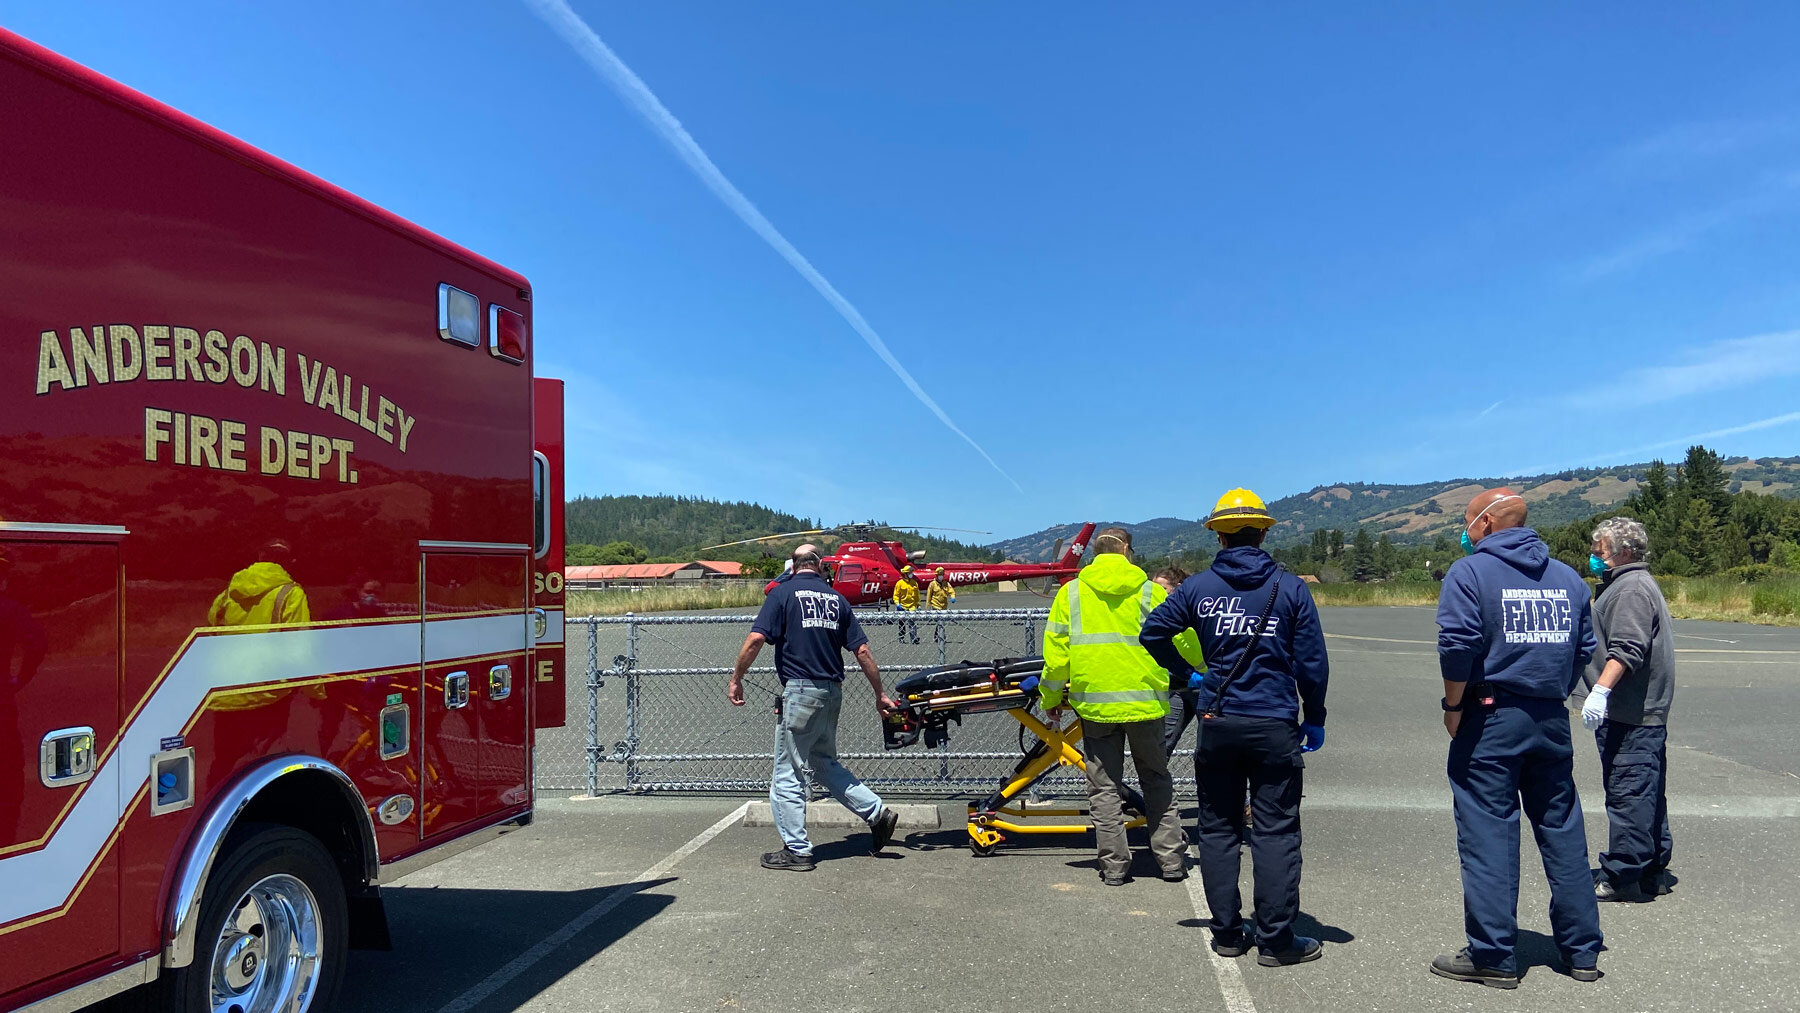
xmin=1299 ymin=724 xmax=1325 ymax=753
xmin=1021 ymin=675 xmax=1040 ymax=694
xmin=1185 ymin=671 xmax=1205 ymax=691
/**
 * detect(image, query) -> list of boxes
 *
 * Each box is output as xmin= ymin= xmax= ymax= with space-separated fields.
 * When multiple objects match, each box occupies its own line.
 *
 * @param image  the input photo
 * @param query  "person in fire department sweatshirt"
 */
xmin=1429 ymin=488 xmax=1603 ymax=990
xmin=1141 ymin=488 xmax=1329 ymax=968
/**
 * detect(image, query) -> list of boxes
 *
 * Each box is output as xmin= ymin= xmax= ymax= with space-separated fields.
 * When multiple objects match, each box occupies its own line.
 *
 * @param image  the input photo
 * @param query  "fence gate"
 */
xmin=531 ymin=607 xmax=1202 ymax=797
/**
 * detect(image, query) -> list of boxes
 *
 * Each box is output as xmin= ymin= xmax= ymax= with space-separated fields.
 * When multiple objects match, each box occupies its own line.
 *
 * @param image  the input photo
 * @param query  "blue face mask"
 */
xmin=1460 ymin=530 xmax=1475 ymax=556
xmin=1588 ymin=554 xmax=1608 ymax=578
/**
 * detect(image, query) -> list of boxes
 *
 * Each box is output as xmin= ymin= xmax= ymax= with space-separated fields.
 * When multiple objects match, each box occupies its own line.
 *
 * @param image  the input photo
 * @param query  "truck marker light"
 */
xmin=438 ymin=283 xmax=481 ymax=346
xmin=489 ymin=304 xmax=526 ymax=363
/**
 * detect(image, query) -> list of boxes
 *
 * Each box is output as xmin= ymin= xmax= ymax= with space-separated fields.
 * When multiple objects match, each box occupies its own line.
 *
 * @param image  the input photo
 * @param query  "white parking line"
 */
xmin=1183 ymin=847 xmax=1258 ymax=1013
xmin=437 ymin=801 xmax=751 ymax=1013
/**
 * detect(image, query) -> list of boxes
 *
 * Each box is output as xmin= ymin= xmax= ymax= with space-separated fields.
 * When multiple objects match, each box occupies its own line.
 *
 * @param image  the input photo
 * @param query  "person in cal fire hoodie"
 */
xmin=1429 ymin=489 xmax=1603 ymax=990
xmin=1141 ymin=488 xmax=1329 ymax=969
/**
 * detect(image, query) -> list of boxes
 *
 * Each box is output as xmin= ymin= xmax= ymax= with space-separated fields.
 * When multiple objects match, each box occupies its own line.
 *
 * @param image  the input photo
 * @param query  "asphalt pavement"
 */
xmin=330 ymin=605 xmax=1800 ymax=1013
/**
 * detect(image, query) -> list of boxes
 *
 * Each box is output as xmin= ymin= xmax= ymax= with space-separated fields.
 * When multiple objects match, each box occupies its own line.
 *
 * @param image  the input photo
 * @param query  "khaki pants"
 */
xmin=1083 ymin=717 xmax=1186 ymax=878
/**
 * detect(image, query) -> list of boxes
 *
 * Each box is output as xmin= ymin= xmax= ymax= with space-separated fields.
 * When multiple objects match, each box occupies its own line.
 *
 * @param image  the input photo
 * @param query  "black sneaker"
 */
xmin=760 ymin=848 xmax=815 ymax=872
xmin=1101 ymin=871 xmax=1130 ymax=887
xmin=1258 ymin=936 xmax=1323 ymax=967
xmin=869 ymin=808 xmax=899 ymax=855
xmin=1595 ymin=877 xmax=1650 ymax=903
xmin=1160 ymin=866 xmax=1188 ymax=883
xmin=1646 ymin=869 xmax=1677 ymax=895
xmin=1430 ymin=948 xmax=1519 ymax=989
xmin=1211 ymin=928 xmax=1251 ymax=958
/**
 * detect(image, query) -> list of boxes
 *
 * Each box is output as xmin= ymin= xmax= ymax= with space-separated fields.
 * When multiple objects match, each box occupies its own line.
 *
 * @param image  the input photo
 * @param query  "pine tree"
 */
xmin=1681 ymin=445 xmax=1733 ymax=521
xmin=1374 ymin=534 xmax=1398 ymax=579
xmin=1635 ymin=460 xmax=1669 ymax=517
xmin=1673 ymin=497 xmax=1718 ymax=574
xmin=1329 ymin=529 xmax=1345 ymax=559
xmin=1351 ymin=527 xmax=1376 ymax=582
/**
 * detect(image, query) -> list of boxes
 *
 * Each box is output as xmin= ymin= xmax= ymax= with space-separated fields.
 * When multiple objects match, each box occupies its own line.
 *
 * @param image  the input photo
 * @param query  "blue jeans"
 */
xmin=771 ymin=678 xmax=884 ymax=857
xmin=1448 ymin=695 xmax=1603 ymax=974
xmin=1596 ymin=721 xmax=1673 ymax=887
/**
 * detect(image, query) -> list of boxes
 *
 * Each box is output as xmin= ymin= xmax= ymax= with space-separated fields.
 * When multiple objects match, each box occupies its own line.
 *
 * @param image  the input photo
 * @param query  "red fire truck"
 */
xmin=0 ymin=28 xmax=566 ymax=1012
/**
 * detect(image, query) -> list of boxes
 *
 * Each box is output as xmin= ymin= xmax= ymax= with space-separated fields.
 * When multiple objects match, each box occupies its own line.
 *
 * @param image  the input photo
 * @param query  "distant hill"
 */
xmin=991 ymin=456 xmax=1800 ymax=554
xmin=565 ymin=495 xmax=1003 ymax=563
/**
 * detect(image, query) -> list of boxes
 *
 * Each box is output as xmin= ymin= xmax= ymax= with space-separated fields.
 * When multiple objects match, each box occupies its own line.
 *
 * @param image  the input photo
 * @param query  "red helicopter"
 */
xmin=706 ymin=523 xmax=1097 ymax=606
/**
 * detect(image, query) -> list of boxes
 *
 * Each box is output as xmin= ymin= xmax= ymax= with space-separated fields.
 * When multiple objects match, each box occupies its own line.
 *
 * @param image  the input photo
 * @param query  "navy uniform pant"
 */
xmin=1448 ymin=695 xmax=1602 ymax=974
xmin=1596 ymin=721 xmax=1673 ymax=888
xmin=1163 ymin=688 xmax=1202 ymax=756
xmin=1194 ymin=714 xmax=1303 ymax=952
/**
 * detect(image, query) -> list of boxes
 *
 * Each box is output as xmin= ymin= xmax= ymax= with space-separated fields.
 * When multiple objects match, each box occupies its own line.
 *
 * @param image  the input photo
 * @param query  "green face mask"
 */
xmin=1461 ymin=530 xmax=1476 ymax=556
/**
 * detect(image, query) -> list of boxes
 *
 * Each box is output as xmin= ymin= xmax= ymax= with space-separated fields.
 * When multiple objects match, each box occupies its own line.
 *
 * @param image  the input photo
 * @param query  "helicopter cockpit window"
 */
xmin=838 ymin=563 xmax=862 ymax=585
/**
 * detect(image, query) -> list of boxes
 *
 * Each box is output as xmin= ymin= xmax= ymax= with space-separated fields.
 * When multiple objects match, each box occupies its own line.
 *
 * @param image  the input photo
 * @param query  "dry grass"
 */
xmin=566 ymin=583 xmax=768 ymax=617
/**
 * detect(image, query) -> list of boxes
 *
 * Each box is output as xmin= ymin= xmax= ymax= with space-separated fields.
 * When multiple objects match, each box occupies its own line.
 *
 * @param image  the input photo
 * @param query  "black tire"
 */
xmin=969 ymin=837 xmax=998 ymax=857
xmin=163 ymin=823 xmax=348 ymax=1013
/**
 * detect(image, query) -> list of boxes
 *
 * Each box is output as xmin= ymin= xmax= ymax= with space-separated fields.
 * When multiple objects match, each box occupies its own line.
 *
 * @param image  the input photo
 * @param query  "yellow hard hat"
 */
xmin=901 ymin=564 xmax=913 ymax=574
xmin=1204 ymin=488 xmax=1276 ymax=533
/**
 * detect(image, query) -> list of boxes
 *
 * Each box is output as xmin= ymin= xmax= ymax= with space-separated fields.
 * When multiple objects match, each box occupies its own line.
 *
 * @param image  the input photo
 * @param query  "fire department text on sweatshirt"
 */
xmin=1436 ymin=526 xmax=1596 ymax=700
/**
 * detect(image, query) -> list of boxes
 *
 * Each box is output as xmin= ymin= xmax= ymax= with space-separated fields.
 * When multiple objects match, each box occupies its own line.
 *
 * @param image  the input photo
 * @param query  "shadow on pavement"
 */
xmin=344 ymin=878 xmax=681 ymax=1011
xmin=88 ymin=879 xmax=681 ymax=1013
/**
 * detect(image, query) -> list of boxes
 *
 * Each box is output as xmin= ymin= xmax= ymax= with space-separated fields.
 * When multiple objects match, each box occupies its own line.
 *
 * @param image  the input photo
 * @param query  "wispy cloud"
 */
xmin=524 ymin=0 xmax=1024 ymax=494
xmin=1613 ymin=116 xmax=1797 ymax=167
xmin=1503 ymin=409 xmax=1800 ymax=477
xmin=1477 ymin=400 xmax=1505 ymax=418
xmin=1576 ymin=171 xmax=1800 ymax=280
xmin=1614 ymin=329 xmax=1800 ymax=405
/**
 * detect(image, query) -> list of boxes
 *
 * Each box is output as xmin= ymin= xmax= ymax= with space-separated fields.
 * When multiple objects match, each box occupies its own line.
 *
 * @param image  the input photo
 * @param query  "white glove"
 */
xmin=1581 ymin=685 xmax=1610 ymax=730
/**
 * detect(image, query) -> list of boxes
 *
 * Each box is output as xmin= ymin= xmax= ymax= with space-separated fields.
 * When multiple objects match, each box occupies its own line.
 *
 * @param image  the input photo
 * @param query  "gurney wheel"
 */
xmin=969 ymin=838 xmax=998 ymax=858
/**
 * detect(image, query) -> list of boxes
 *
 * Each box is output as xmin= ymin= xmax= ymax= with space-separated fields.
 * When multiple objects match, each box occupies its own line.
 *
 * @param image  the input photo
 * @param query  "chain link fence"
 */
xmin=533 ymin=607 xmax=1201 ymax=797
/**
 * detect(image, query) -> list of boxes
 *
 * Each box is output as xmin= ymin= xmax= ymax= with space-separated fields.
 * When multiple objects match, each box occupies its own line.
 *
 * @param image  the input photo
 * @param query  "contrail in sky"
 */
xmin=526 ymin=0 xmax=1024 ymax=493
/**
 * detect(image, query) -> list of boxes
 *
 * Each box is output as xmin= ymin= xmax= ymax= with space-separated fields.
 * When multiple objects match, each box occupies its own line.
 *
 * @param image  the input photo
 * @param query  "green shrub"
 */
xmin=1724 ymin=563 xmax=1780 ymax=584
xmin=1751 ymin=584 xmax=1800 ymax=617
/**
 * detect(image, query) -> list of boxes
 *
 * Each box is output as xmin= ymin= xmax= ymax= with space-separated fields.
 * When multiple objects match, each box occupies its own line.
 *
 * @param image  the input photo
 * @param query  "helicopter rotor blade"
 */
xmin=882 ymin=525 xmax=993 ymax=535
xmin=699 ymin=529 xmax=830 ymax=550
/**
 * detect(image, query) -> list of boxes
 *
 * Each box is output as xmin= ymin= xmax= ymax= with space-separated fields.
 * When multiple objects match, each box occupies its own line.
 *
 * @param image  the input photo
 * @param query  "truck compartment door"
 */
xmin=532 ymin=377 xmax=566 ymax=728
xmin=419 ymin=548 xmax=530 ymax=840
xmin=0 ymin=530 xmax=121 ymax=997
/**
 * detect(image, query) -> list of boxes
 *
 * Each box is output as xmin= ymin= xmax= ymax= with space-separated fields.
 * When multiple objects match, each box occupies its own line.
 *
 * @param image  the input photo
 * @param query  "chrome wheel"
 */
xmin=208 ymin=873 xmax=323 ymax=1013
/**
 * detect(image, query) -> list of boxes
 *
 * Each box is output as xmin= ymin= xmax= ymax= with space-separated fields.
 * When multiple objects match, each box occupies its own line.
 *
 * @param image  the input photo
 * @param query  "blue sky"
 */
xmin=12 ymin=2 xmax=1800 ymax=538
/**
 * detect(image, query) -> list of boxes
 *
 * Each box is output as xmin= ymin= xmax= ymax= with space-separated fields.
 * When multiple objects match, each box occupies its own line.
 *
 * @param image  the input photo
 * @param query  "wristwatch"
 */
xmin=1440 ymin=696 xmax=1463 ymax=713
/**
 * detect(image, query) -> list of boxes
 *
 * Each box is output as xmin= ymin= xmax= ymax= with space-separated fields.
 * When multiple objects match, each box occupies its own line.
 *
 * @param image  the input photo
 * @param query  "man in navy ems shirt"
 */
xmin=1431 ymin=488 xmax=1603 ymax=989
xmin=728 ymin=545 xmax=900 ymax=871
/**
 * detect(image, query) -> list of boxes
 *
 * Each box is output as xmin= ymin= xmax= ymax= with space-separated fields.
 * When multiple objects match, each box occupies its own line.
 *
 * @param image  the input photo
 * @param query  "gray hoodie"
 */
xmin=1583 ymin=562 xmax=1675 ymax=726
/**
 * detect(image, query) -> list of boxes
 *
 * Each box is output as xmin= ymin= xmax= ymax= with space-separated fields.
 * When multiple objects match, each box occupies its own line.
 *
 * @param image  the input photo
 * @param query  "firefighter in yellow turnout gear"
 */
xmin=892 ymin=565 xmax=921 ymax=644
xmin=924 ymin=568 xmax=956 ymax=610
xmin=1041 ymin=527 xmax=1189 ymax=884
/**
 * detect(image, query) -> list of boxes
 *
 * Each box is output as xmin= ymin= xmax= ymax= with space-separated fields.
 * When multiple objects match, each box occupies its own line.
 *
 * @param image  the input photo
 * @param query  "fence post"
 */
xmin=624 ymin=614 xmax=640 ymax=791
xmin=585 ymin=621 xmax=600 ymax=796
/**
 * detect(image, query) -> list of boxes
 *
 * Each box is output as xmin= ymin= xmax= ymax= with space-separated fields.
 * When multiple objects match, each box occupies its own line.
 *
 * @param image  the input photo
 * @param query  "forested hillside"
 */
xmin=991 ymin=455 xmax=1800 ymax=556
xmin=563 ymin=495 xmax=1003 ymax=574
xmin=565 ymin=495 xmax=814 ymax=558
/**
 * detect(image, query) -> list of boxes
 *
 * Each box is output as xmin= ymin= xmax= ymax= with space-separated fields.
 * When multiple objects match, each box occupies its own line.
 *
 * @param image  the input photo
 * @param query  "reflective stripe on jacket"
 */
xmin=924 ymin=579 xmax=955 ymax=610
xmin=892 ymin=579 xmax=919 ymax=611
xmin=1039 ymin=554 xmax=1171 ymax=723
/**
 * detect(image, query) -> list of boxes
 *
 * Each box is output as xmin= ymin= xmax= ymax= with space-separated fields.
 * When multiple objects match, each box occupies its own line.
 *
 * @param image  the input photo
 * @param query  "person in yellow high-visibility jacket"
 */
xmin=1040 ymin=527 xmax=1187 ymax=885
xmin=207 ymin=539 xmax=311 ymax=627
xmin=924 ymin=568 xmax=956 ymax=610
xmin=892 ymin=565 xmax=921 ymax=644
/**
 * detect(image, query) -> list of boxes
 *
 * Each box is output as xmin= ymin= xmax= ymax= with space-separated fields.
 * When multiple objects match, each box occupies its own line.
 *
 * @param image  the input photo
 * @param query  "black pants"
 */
xmin=1194 ymin=714 xmax=1303 ymax=951
xmin=1163 ymin=688 xmax=1202 ymax=756
xmin=1596 ymin=721 xmax=1673 ymax=888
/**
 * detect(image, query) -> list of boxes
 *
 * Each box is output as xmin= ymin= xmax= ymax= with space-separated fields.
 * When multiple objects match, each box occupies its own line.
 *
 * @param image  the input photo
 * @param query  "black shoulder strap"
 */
xmin=1203 ymin=575 xmax=1281 ymax=718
